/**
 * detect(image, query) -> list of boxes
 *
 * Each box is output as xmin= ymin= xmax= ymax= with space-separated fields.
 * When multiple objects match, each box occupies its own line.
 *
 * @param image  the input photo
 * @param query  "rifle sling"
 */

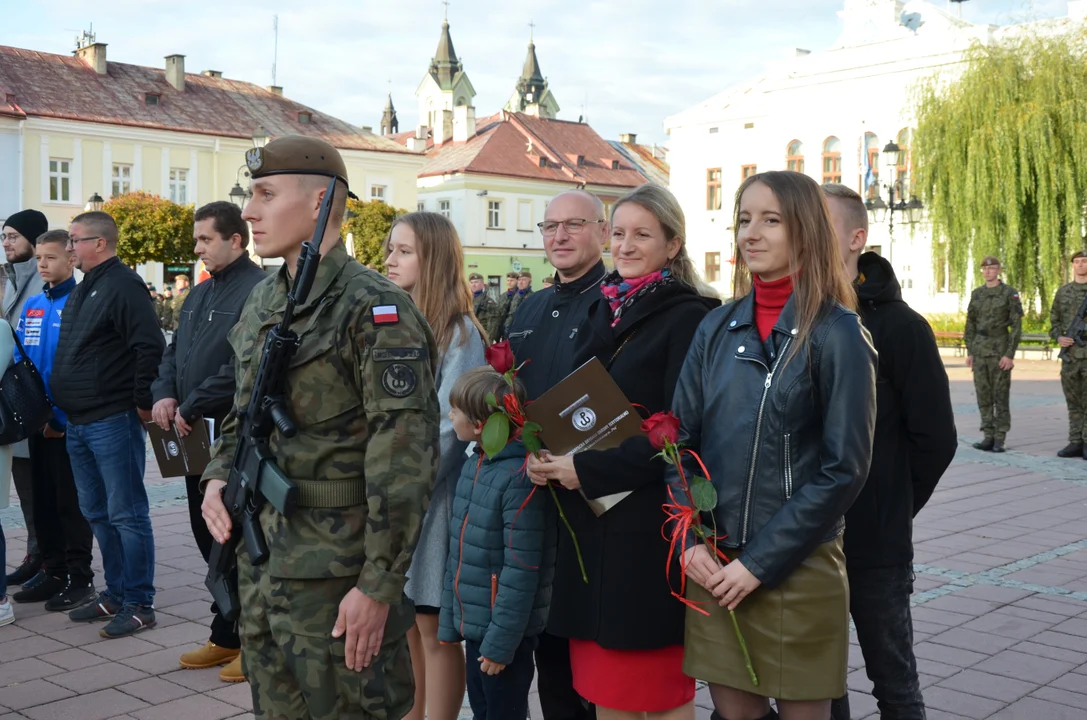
xmin=292 ymin=478 xmax=368 ymax=508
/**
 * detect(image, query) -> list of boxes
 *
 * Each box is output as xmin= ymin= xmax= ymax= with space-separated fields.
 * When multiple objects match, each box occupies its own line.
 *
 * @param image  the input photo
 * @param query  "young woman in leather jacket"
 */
xmin=669 ymin=171 xmax=877 ymax=720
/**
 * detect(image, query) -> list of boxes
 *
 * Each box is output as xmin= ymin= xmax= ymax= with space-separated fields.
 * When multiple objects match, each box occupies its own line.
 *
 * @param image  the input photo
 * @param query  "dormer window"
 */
xmin=611 ymin=160 xmax=620 ymax=170
xmin=576 ymin=155 xmax=585 ymax=167
xmin=538 ymin=157 xmax=547 ymax=168
xmin=145 ymin=93 xmax=160 ymax=106
xmin=298 ymin=111 xmax=312 ymax=124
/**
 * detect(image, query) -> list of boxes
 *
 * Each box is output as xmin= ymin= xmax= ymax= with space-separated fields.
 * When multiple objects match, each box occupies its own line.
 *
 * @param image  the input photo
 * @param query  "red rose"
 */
xmin=486 ymin=340 xmax=515 ymax=374
xmin=642 ymin=411 xmax=681 ymax=450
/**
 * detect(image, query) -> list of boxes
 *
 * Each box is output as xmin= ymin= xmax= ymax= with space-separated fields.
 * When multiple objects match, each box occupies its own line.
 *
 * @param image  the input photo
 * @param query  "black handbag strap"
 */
xmin=5 ymin=320 xmax=51 ymax=406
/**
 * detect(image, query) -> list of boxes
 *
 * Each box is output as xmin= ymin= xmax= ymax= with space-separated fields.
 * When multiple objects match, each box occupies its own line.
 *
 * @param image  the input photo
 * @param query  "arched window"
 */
xmin=822 ymin=136 xmax=842 ymax=184
xmin=863 ymin=132 xmax=880 ymax=198
xmin=786 ymin=140 xmax=804 ymax=173
xmin=896 ymin=128 xmax=913 ymax=192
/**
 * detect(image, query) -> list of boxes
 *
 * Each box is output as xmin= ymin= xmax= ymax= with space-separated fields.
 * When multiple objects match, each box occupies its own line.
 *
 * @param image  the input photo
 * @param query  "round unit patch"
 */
xmin=571 ymin=407 xmax=597 ymax=432
xmin=381 ymin=363 xmax=417 ymax=398
xmin=167 ymin=441 xmax=180 ymax=457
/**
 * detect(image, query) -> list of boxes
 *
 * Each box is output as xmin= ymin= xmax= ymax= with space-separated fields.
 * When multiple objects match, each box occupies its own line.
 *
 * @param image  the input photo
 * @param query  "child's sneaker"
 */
xmin=0 ymin=596 xmax=14 ymax=627
xmin=99 ymin=604 xmax=155 ymax=639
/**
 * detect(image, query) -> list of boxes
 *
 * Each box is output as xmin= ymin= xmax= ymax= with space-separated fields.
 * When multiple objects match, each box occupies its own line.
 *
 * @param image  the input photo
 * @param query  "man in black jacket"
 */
xmin=150 ymin=202 xmax=265 ymax=680
xmin=52 ymin=211 xmax=165 ymax=639
xmin=508 ymin=189 xmax=608 ymax=720
xmin=824 ymin=185 xmax=957 ymax=720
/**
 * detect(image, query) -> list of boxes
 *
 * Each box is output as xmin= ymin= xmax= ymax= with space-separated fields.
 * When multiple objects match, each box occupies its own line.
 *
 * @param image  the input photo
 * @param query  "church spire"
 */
xmin=507 ymin=27 xmax=558 ymax=118
xmin=380 ymin=92 xmax=398 ymax=135
xmin=429 ymin=19 xmax=463 ymax=91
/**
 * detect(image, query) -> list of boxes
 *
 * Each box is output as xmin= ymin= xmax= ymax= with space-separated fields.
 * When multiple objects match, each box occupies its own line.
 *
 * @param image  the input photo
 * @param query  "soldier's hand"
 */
xmin=332 ymin=588 xmax=389 ymax=672
xmin=202 ymin=479 xmax=231 ymax=543
xmin=1059 ymin=336 xmax=1076 ymax=348
xmin=478 ymin=657 xmax=507 ymax=676
xmin=152 ymin=399 xmax=179 ymax=430
xmin=999 ymin=356 xmax=1015 ymax=371
xmin=965 ymin=355 xmax=974 ymax=370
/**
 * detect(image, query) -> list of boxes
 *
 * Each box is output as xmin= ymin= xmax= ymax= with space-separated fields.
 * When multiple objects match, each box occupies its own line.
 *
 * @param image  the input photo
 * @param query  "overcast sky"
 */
xmin=3 ymin=0 xmax=1071 ymax=145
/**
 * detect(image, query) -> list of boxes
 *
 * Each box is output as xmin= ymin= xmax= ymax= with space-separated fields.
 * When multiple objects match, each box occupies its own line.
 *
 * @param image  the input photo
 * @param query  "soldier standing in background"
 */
xmin=469 ymin=272 xmax=501 ymax=342
xmin=964 ymin=256 xmax=1023 ymax=453
xmin=1051 ymin=250 xmax=1087 ymax=459
xmin=159 ymin=288 xmax=176 ymax=331
xmin=494 ymin=271 xmax=520 ymax=341
xmin=200 ymin=136 xmax=440 ymax=719
xmin=503 ymin=270 xmax=534 ymax=336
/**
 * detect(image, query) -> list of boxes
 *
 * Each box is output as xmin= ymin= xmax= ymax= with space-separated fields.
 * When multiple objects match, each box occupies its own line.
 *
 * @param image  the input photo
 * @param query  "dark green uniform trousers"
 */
xmin=973 ymin=356 xmax=1012 ymax=441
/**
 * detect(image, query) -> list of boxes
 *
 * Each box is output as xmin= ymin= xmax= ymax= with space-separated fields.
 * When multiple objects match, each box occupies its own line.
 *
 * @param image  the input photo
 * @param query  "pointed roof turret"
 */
xmin=520 ymin=41 xmax=545 ymax=88
xmin=380 ymin=92 xmax=398 ymax=135
xmin=429 ymin=20 xmax=463 ymax=91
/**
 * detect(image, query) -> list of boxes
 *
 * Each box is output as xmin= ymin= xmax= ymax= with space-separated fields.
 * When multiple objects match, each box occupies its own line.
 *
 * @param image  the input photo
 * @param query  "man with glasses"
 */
xmin=51 ymin=212 xmax=165 ymax=638
xmin=507 ymin=190 xmax=609 ymax=720
xmin=2 ymin=209 xmax=48 ymax=591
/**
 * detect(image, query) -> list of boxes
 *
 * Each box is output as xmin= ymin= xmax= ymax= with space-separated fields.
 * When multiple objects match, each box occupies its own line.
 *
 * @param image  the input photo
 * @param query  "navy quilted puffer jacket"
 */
xmin=438 ymin=441 xmax=556 ymax=664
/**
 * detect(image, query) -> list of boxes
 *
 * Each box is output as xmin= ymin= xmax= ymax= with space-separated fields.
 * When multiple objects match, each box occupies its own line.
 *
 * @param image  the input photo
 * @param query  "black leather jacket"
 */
xmin=668 ymin=292 xmax=876 ymax=588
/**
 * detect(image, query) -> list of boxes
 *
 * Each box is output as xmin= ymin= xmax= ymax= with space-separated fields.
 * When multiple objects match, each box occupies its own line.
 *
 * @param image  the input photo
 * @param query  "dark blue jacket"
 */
xmin=15 ymin=276 xmax=76 ymax=430
xmin=438 ymin=440 xmax=556 ymax=664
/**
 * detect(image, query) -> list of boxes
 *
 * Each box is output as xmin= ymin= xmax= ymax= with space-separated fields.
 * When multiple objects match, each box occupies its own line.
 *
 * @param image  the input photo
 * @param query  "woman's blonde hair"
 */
xmin=610 ymin=184 xmax=717 ymax=298
xmin=386 ymin=212 xmax=487 ymax=351
xmin=731 ymin=171 xmax=856 ymax=359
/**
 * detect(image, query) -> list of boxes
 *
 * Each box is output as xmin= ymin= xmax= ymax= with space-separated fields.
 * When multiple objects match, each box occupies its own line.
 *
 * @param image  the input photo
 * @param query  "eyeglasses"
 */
xmin=66 ymin=235 xmax=101 ymax=247
xmin=1 ymin=233 xmax=22 ymax=243
xmin=537 ymin=219 xmax=605 ymax=237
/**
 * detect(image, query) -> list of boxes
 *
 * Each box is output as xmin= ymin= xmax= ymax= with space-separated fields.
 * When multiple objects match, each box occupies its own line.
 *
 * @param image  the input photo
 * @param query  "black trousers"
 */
xmin=28 ymin=434 xmax=93 ymax=582
xmin=466 ymin=635 xmax=538 ymax=720
xmin=534 ymin=631 xmax=595 ymax=720
xmin=12 ymin=456 xmax=37 ymax=557
xmin=185 ymin=474 xmax=240 ymax=649
xmin=831 ymin=564 xmax=925 ymax=720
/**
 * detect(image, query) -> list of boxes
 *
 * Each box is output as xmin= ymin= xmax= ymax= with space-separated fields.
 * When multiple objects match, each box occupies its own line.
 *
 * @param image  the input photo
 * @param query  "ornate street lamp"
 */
xmin=252 ymin=125 xmax=269 ymax=149
xmin=865 ymin=196 xmax=888 ymax=225
xmin=86 ymin=192 xmax=104 ymax=211
xmin=229 ymin=183 xmax=248 ymax=208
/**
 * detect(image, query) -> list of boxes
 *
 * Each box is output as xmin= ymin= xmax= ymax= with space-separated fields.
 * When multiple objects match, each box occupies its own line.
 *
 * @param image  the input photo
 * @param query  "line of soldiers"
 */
xmin=469 ymin=270 xmax=534 ymax=343
xmin=150 ymin=274 xmax=191 ymax=332
xmin=965 ymin=251 xmax=1087 ymax=459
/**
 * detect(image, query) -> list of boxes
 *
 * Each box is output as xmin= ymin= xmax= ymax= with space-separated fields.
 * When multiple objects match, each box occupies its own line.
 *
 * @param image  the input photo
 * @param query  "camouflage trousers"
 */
xmin=237 ymin=551 xmax=415 ymax=720
xmin=973 ymin=355 xmax=1012 ymax=440
xmin=1060 ymin=358 xmax=1087 ymax=444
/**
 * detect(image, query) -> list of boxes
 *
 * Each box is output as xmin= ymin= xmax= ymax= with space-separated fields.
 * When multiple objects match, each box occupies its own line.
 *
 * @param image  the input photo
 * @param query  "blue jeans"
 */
xmin=466 ymin=635 xmax=538 ymax=720
xmin=67 ymin=410 xmax=155 ymax=607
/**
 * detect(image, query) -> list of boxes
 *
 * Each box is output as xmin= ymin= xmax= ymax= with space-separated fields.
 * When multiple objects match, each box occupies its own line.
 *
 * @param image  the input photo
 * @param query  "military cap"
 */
xmin=980 ymin=256 xmax=1001 ymax=267
xmin=1072 ymin=250 xmax=1087 ymax=261
xmin=244 ymin=135 xmax=350 ymax=188
xmin=468 ymin=272 xmax=484 ymax=281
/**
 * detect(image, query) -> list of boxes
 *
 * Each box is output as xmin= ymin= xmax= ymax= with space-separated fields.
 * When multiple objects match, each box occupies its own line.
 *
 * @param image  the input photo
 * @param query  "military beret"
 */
xmin=244 ymin=135 xmax=349 ymax=188
xmin=980 ymin=256 xmax=1001 ymax=267
xmin=506 ymin=271 xmax=520 ymax=279
xmin=468 ymin=272 xmax=484 ymax=281
xmin=1072 ymin=250 xmax=1087 ymax=261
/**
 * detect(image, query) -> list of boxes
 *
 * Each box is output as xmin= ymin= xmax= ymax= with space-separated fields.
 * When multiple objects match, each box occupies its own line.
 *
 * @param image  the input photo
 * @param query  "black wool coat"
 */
xmin=546 ymin=280 xmax=720 ymax=651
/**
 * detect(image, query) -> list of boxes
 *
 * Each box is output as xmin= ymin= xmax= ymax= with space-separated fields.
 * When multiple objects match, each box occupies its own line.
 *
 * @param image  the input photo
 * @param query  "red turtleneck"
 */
xmin=753 ymin=274 xmax=793 ymax=340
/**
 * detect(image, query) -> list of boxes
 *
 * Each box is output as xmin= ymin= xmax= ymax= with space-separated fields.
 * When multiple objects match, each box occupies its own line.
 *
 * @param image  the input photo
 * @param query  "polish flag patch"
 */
xmin=373 ymin=305 xmax=399 ymax=325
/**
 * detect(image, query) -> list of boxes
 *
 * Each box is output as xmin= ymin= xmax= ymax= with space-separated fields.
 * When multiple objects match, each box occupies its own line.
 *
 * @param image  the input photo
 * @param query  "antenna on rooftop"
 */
xmin=272 ymin=14 xmax=279 ymax=86
xmin=75 ymin=23 xmax=96 ymax=50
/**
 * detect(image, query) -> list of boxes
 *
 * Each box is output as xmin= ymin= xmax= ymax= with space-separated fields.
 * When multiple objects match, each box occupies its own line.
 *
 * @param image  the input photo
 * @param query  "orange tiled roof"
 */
xmin=0 ymin=45 xmax=415 ymax=155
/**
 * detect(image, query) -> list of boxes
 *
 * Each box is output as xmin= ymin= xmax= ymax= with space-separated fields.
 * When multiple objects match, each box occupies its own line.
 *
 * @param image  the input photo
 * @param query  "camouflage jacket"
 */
xmin=472 ymin=291 xmax=502 ymax=343
xmin=964 ymin=282 xmax=1023 ymax=358
xmin=503 ymin=288 xmax=533 ymax=333
xmin=202 ymin=243 xmax=441 ymax=606
xmin=157 ymin=298 xmax=176 ymax=331
xmin=1050 ymin=281 xmax=1087 ymax=361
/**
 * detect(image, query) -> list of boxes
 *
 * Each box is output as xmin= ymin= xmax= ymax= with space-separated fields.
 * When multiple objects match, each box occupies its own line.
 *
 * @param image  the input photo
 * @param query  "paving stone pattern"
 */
xmin=2 ymin=358 xmax=1086 ymax=719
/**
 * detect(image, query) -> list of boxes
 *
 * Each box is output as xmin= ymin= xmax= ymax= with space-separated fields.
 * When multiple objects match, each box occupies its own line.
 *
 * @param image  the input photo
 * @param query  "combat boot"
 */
xmin=972 ymin=437 xmax=994 ymax=451
xmin=1057 ymin=442 xmax=1083 ymax=457
xmin=992 ymin=437 xmax=1007 ymax=453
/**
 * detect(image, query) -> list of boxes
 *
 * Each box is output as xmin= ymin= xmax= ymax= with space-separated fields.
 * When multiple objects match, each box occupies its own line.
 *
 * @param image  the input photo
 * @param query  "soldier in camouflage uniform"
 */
xmin=200 ymin=136 xmax=441 ymax=720
xmin=503 ymin=270 xmax=534 ymax=336
xmin=1050 ymin=250 xmax=1087 ymax=459
xmin=469 ymin=272 xmax=501 ymax=342
xmin=964 ymin=256 xmax=1023 ymax=453
xmin=493 ymin=271 xmax=519 ymax=342
xmin=158 ymin=288 xmax=176 ymax=331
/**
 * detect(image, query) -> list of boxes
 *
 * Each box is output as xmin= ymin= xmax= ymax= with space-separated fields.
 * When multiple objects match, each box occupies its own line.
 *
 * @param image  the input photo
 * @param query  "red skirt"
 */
xmin=569 ymin=639 xmax=695 ymax=712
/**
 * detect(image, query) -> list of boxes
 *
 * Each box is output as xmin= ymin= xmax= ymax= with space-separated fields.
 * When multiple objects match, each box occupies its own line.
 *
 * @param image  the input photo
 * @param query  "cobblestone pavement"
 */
xmin=1 ymin=358 xmax=1086 ymax=719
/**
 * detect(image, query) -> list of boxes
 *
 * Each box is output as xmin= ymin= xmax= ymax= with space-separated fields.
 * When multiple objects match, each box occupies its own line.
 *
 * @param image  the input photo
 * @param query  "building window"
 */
xmin=896 ymin=128 xmax=913 ymax=193
xmin=786 ymin=140 xmax=804 ymax=173
xmin=705 ymin=251 xmax=721 ymax=283
xmin=487 ymin=200 xmax=503 ymax=229
xmin=168 ymin=168 xmax=188 ymax=205
xmin=111 ymin=163 xmax=132 ymax=197
xmin=706 ymin=168 xmax=722 ymax=211
xmin=298 ymin=111 xmax=312 ymax=124
xmin=517 ymin=199 xmax=533 ymax=231
xmin=709 ymin=127 xmax=719 ymax=134
xmin=741 ymin=164 xmax=757 ymax=180
xmin=822 ymin=137 xmax=842 ymax=184
xmin=145 ymin=93 xmax=160 ymax=106
xmin=439 ymin=199 xmax=451 ymax=218
xmin=417 ymin=201 xmax=425 ymax=212
xmin=370 ymin=185 xmax=387 ymax=203
xmin=862 ymin=133 xmax=879 ymax=198
xmin=48 ymin=158 xmax=71 ymax=202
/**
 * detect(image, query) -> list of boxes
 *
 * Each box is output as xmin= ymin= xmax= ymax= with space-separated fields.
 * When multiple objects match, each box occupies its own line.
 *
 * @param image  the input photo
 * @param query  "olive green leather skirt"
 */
xmin=683 ymin=537 xmax=849 ymax=701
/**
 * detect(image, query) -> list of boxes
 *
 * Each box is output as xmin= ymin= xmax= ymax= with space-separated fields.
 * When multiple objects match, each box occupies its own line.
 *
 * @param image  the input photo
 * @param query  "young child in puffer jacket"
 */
xmin=438 ymin=366 xmax=556 ymax=720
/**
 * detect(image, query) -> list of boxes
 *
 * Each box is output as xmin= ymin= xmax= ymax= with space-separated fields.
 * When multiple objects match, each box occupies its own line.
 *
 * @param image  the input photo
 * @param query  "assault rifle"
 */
xmin=1059 ymin=290 xmax=1087 ymax=362
xmin=205 ymin=176 xmax=337 ymax=623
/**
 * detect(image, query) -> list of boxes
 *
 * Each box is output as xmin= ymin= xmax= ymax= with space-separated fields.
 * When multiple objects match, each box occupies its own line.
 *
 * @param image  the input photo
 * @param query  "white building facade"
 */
xmin=665 ymin=0 xmax=1087 ymax=313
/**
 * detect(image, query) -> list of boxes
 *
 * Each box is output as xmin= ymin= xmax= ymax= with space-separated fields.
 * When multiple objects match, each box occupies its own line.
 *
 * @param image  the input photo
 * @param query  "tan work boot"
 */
xmin=179 ymin=642 xmax=240 ymax=669
xmin=219 ymin=654 xmax=246 ymax=683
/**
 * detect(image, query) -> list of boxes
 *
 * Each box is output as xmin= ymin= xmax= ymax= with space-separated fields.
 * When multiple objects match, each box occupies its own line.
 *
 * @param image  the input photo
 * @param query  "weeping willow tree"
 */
xmin=913 ymin=27 xmax=1087 ymax=309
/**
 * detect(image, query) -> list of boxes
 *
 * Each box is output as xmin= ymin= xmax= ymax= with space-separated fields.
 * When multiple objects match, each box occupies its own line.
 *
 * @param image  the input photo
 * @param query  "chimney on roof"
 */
xmin=268 ymin=85 xmax=283 ymax=96
xmin=407 ymin=125 xmax=428 ymax=152
xmin=202 ymin=69 xmax=223 ymax=78
xmin=361 ymin=126 xmax=373 ymax=133
xmin=165 ymin=54 xmax=185 ymax=91
xmin=453 ymin=105 xmax=476 ymax=142
xmin=619 ymin=133 xmax=637 ymax=145
xmin=434 ymin=109 xmax=454 ymax=146
xmin=75 ymin=42 xmax=108 ymax=75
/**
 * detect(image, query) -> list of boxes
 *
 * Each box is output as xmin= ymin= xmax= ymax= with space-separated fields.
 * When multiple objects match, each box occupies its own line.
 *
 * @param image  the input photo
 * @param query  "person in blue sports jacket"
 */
xmin=12 ymin=229 xmax=96 ymax=611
